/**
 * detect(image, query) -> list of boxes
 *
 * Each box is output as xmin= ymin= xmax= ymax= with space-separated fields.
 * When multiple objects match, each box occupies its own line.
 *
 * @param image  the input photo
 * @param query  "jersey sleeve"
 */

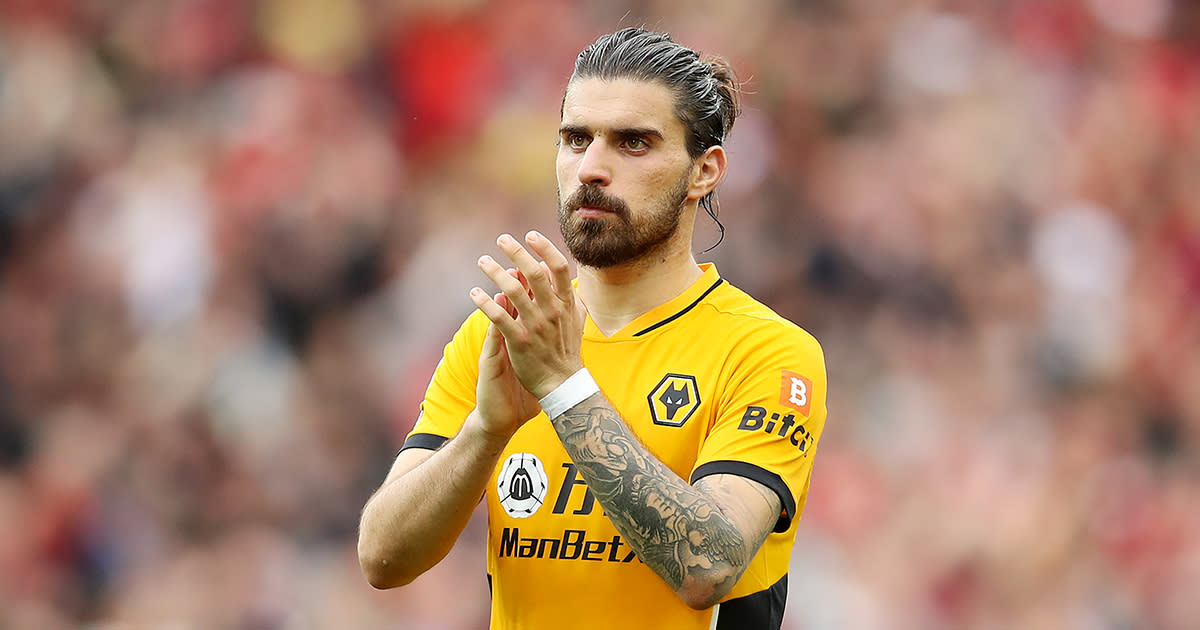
xmin=401 ymin=309 xmax=490 ymax=452
xmin=691 ymin=325 xmax=828 ymax=533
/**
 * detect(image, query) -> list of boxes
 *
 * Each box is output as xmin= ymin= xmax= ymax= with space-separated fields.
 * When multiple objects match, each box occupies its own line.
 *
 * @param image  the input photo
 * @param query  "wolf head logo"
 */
xmin=658 ymin=383 xmax=691 ymax=420
xmin=648 ymin=373 xmax=700 ymax=427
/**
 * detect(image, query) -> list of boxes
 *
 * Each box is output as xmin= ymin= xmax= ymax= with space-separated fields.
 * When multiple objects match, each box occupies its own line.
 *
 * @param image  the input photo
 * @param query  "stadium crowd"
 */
xmin=1 ymin=0 xmax=1197 ymax=628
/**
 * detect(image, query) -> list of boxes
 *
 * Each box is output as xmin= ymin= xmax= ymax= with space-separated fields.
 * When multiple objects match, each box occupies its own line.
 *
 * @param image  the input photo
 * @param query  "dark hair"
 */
xmin=569 ymin=27 xmax=741 ymax=233
xmin=571 ymin=27 xmax=741 ymax=159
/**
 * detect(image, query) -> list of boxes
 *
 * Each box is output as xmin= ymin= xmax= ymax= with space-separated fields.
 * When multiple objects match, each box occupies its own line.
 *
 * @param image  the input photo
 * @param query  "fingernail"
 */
xmin=497 ymin=234 xmax=513 ymax=246
xmin=527 ymin=230 xmax=541 ymax=242
xmin=479 ymin=255 xmax=492 ymax=266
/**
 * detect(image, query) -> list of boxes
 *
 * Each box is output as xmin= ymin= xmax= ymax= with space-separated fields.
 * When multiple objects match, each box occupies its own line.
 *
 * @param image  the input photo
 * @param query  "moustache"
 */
xmin=564 ymin=185 xmax=630 ymax=218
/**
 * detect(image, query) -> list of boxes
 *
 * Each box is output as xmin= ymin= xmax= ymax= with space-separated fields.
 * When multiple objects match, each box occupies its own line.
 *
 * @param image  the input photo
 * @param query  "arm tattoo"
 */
xmin=551 ymin=395 xmax=751 ymax=592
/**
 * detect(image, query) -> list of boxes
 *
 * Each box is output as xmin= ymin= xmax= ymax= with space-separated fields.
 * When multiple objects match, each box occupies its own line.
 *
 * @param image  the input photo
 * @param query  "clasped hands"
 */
xmin=470 ymin=231 xmax=586 ymax=435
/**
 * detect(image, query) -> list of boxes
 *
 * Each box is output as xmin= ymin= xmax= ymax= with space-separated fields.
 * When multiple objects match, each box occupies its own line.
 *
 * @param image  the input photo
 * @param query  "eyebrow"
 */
xmin=558 ymin=124 xmax=665 ymax=141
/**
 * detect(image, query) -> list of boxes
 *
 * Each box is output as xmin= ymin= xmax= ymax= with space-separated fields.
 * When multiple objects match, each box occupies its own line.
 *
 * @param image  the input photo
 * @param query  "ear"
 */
xmin=688 ymin=145 xmax=727 ymax=201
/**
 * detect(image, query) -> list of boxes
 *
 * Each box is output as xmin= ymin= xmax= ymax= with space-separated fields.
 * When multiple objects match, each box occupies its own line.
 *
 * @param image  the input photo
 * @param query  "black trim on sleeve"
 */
xmin=691 ymin=460 xmax=796 ymax=533
xmin=633 ymin=278 xmax=724 ymax=337
xmin=399 ymin=432 xmax=450 ymax=453
xmin=715 ymin=574 xmax=787 ymax=630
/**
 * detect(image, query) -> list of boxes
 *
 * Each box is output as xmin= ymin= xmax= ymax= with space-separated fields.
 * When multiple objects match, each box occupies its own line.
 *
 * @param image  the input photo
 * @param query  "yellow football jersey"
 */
xmin=404 ymin=264 xmax=827 ymax=630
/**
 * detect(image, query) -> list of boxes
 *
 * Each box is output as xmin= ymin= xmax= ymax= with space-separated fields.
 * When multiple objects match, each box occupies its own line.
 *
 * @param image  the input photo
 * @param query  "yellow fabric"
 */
xmin=409 ymin=264 xmax=828 ymax=629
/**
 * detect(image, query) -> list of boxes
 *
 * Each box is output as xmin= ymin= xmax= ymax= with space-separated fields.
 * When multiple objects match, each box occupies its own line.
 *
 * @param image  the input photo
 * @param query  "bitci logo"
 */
xmin=779 ymin=370 xmax=813 ymax=416
xmin=497 ymin=452 xmax=549 ymax=518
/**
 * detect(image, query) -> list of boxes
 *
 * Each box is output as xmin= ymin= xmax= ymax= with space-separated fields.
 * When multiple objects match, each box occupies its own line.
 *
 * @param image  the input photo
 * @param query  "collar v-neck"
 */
xmin=581 ymin=263 xmax=724 ymax=341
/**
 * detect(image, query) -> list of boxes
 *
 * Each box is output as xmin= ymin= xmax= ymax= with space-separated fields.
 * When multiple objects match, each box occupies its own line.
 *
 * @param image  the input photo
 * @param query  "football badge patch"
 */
xmin=647 ymin=373 xmax=700 ymax=427
xmin=497 ymin=452 xmax=549 ymax=518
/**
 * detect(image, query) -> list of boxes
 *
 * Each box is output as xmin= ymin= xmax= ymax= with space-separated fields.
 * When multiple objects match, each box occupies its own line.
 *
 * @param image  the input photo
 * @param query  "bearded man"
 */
xmin=358 ymin=27 xmax=829 ymax=630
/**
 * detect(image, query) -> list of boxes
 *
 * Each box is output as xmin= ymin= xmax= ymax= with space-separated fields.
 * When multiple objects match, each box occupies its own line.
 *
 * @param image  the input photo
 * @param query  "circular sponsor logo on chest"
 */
xmin=497 ymin=452 xmax=549 ymax=518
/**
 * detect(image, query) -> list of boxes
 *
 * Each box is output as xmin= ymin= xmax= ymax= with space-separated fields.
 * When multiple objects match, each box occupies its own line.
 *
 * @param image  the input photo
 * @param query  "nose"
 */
xmin=576 ymin=141 xmax=612 ymax=187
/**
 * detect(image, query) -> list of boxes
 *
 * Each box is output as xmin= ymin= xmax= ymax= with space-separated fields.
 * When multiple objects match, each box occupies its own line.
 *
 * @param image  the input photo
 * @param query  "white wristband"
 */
xmin=539 ymin=368 xmax=600 ymax=420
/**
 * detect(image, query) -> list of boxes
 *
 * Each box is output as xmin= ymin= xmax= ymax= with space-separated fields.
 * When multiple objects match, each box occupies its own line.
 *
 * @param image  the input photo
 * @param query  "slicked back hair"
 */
xmin=568 ymin=27 xmax=741 ymax=221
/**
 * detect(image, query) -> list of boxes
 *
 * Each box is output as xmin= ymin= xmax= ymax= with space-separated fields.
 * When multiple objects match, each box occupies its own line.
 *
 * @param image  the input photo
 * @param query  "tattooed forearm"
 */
xmin=551 ymin=395 xmax=754 ymax=596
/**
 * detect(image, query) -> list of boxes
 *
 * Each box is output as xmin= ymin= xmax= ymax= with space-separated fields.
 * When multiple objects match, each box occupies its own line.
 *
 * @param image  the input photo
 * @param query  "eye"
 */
xmin=566 ymin=133 xmax=590 ymax=150
xmin=622 ymin=137 xmax=649 ymax=153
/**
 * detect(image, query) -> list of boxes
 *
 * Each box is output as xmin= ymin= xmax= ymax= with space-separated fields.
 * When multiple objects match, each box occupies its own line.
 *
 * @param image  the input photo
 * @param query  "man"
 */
xmin=358 ymin=27 xmax=827 ymax=629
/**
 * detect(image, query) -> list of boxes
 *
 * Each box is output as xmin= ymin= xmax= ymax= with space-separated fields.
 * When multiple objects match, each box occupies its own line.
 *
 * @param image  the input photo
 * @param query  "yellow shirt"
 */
xmin=405 ymin=264 xmax=828 ymax=630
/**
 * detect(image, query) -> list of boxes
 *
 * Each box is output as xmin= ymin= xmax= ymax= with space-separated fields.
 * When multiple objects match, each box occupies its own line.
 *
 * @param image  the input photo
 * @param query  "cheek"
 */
xmin=644 ymin=169 xmax=674 ymax=190
xmin=637 ymin=166 xmax=689 ymax=202
xmin=556 ymin=155 xmax=576 ymax=191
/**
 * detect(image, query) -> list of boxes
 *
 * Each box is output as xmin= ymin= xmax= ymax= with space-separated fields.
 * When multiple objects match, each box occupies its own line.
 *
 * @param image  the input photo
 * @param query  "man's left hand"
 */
xmin=470 ymin=231 xmax=585 ymax=400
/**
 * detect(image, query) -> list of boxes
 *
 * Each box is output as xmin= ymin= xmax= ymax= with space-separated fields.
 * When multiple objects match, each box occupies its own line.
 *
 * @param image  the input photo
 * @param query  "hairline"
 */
xmin=559 ymin=75 xmax=712 ymax=159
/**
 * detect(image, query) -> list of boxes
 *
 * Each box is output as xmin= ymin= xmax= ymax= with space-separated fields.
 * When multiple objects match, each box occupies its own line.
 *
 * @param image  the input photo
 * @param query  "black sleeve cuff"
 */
xmin=691 ymin=460 xmax=797 ymax=533
xmin=399 ymin=432 xmax=450 ymax=453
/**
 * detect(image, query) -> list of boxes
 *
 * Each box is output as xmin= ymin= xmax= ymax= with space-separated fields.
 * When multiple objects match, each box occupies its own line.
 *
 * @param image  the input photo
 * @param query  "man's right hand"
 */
xmin=360 ymin=281 xmax=536 ymax=588
xmin=472 ymin=279 xmax=542 ymax=442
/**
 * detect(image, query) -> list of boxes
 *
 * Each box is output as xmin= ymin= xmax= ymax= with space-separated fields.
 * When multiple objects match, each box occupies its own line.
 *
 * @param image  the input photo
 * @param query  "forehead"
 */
xmin=561 ymin=78 xmax=684 ymax=138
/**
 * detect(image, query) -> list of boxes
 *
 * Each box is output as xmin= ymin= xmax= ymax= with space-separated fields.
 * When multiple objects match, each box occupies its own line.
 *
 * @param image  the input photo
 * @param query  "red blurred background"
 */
xmin=0 ymin=1 xmax=1197 ymax=627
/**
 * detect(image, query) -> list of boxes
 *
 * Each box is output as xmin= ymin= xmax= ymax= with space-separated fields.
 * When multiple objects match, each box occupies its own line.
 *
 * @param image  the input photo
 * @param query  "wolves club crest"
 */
xmin=647 ymin=373 xmax=700 ymax=427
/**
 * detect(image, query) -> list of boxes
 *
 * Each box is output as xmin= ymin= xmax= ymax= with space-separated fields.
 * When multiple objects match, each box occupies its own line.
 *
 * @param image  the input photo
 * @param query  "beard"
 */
xmin=557 ymin=174 xmax=691 ymax=268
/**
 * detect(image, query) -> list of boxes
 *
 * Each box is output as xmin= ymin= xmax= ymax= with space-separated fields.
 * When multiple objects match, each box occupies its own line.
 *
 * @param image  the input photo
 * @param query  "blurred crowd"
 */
xmin=1 ymin=0 xmax=1197 ymax=628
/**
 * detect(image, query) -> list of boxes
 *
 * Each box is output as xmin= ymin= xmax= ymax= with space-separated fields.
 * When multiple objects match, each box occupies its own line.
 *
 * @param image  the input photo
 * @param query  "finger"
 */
xmin=525 ymin=231 xmax=573 ymax=301
xmin=574 ymin=291 xmax=589 ymax=326
xmin=510 ymin=268 xmax=534 ymax=300
xmin=496 ymin=292 xmax=517 ymax=319
xmin=478 ymin=254 xmax=536 ymax=317
xmin=470 ymin=287 xmax=523 ymax=338
xmin=496 ymin=234 xmax=556 ymax=306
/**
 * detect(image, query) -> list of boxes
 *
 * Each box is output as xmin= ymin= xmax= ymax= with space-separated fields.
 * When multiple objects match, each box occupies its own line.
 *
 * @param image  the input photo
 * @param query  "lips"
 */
xmin=564 ymin=185 xmax=629 ymax=219
xmin=575 ymin=207 xmax=613 ymax=219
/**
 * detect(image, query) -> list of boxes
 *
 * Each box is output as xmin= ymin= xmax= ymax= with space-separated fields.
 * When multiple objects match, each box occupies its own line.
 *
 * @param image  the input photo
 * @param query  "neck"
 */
xmin=576 ymin=238 xmax=703 ymax=336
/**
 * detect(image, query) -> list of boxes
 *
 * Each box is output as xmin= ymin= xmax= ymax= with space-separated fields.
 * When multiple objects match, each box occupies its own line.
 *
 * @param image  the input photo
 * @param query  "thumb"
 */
xmin=479 ymin=323 xmax=515 ymax=381
xmin=481 ymin=323 xmax=504 ymax=362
